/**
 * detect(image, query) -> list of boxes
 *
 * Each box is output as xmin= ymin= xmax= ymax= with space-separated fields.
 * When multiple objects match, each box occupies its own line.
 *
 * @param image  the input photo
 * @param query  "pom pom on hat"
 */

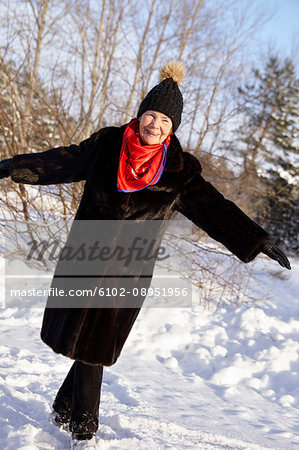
xmin=159 ymin=60 xmax=186 ymax=86
xmin=137 ymin=60 xmax=185 ymax=132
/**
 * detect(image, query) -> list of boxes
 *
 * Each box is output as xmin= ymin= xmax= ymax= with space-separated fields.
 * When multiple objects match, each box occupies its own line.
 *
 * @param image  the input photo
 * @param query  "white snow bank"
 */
xmin=0 ymin=254 xmax=298 ymax=449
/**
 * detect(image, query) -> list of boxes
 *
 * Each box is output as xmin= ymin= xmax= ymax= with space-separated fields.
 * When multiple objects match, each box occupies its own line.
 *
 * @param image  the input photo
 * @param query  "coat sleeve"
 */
xmin=10 ymin=129 xmax=106 ymax=185
xmin=176 ymin=153 xmax=269 ymax=263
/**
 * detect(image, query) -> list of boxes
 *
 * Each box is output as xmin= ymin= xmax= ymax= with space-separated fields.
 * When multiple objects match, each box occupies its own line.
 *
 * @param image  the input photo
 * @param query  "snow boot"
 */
xmin=71 ymin=433 xmax=96 ymax=449
xmin=50 ymin=411 xmax=70 ymax=431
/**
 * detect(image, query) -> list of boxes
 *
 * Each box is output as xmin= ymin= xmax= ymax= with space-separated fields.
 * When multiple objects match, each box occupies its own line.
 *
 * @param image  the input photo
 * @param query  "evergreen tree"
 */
xmin=237 ymin=56 xmax=299 ymax=174
xmin=260 ymin=168 xmax=299 ymax=254
xmin=228 ymin=56 xmax=299 ymax=251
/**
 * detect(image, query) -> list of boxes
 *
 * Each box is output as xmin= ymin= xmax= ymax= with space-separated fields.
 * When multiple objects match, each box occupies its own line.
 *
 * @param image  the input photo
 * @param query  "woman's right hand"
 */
xmin=0 ymin=158 xmax=12 ymax=179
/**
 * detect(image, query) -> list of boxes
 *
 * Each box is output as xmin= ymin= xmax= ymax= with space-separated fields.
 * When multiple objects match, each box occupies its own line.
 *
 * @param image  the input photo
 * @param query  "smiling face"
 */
xmin=138 ymin=110 xmax=172 ymax=145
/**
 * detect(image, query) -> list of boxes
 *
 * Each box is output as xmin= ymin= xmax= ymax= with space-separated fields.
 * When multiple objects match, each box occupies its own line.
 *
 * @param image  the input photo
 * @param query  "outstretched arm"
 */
xmin=176 ymin=153 xmax=291 ymax=269
xmin=0 ymin=128 xmax=106 ymax=186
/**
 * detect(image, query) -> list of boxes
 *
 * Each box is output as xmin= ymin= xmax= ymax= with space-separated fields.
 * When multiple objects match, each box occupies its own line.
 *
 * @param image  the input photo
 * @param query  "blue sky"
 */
xmin=259 ymin=0 xmax=299 ymax=56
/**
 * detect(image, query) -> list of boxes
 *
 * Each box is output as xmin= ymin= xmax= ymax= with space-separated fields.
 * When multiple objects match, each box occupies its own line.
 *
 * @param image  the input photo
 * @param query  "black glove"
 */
xmin=0 ymin=158 xmax=12 ymax=179
xmin=259 ymin=241 xmax=291 ymax=270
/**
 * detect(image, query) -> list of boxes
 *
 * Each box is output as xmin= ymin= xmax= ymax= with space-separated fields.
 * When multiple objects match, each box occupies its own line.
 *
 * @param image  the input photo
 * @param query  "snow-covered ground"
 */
xmin=0 ymin=254 xmax=298 ymax=449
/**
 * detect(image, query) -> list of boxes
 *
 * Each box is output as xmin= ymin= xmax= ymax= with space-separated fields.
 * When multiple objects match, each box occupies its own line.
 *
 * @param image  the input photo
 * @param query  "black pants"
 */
xmin=52 ymin=361 xmax=103 ymax=434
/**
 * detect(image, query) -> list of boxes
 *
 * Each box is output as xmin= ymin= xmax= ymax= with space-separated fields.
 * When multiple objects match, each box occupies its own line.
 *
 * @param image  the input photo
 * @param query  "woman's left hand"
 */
xmin=259 ymin=241 xmax=291 ymax=270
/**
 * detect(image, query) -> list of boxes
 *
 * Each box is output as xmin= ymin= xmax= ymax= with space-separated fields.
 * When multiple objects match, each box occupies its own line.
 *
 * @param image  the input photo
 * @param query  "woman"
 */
xmin=0 ymin=61 xmax=291 ymax=447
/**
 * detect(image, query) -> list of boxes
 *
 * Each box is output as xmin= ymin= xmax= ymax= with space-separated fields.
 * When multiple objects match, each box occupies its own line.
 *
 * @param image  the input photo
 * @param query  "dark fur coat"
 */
xmin=10 ymin=123 xmax=269 ymax=365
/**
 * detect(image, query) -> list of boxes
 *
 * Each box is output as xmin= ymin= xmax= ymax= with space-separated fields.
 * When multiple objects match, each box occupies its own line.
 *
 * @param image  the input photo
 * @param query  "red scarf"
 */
xmin=117 ymin=119 xmax=170 ymax=192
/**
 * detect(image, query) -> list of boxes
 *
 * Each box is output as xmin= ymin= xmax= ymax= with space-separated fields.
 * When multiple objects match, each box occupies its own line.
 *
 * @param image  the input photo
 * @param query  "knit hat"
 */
xmin=137 ymin=60 xmax=185 ymax=132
